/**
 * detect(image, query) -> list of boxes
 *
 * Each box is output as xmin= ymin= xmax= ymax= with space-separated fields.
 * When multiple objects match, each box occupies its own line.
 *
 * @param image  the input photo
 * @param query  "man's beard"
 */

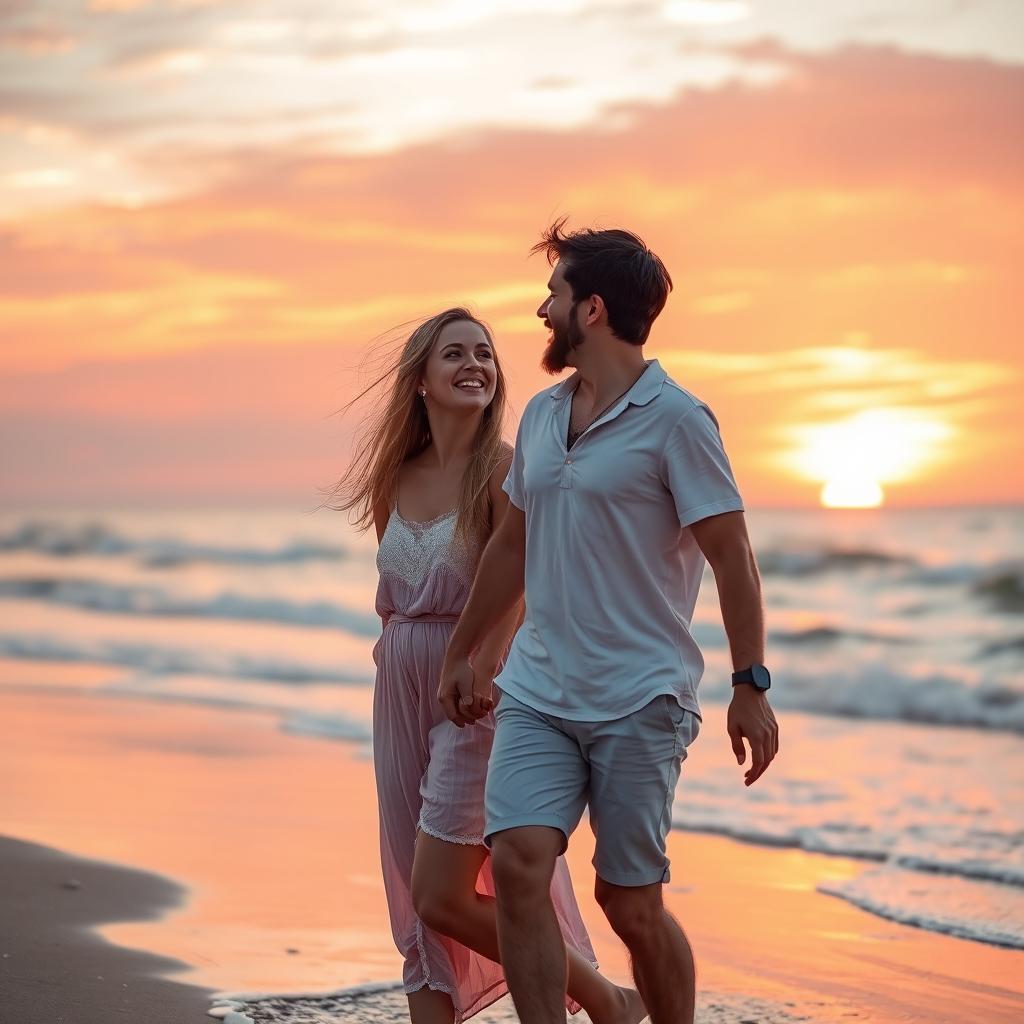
xmin=541 ymin=303 xmax=583 ymax=374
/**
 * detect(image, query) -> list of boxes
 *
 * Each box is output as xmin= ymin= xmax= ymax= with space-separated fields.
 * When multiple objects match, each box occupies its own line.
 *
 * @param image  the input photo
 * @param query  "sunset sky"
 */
xmin=1 ymin=0 xmax=1021 ymax=508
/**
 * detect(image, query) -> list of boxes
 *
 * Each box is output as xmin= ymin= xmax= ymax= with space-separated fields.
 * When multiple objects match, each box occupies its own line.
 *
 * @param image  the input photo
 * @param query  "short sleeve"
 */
xmin=502 ymin=409 xmax=529 ymax=511
xmin=661 ymin=404 xmax=744 ymax=528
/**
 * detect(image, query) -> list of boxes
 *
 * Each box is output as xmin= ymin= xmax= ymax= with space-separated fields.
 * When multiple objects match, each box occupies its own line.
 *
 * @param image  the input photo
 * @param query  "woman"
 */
xmin=328 ymin=309 xmax=645 ymax=1024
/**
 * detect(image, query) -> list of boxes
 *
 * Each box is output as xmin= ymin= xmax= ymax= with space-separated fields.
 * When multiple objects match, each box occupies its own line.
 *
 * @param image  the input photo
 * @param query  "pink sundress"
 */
xmin=371 ymin=504 xmax=597 ymax=1021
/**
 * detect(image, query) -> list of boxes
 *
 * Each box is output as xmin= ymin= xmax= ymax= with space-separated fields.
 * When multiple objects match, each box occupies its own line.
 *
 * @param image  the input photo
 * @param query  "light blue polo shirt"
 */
xmin=496 ymin=358 xmax=744 ymax=723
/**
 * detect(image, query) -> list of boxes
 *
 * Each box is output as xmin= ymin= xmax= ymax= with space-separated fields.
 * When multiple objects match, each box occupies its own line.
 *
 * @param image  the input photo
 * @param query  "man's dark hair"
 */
xmin=531 ymin=218 xmax=673 ymax=345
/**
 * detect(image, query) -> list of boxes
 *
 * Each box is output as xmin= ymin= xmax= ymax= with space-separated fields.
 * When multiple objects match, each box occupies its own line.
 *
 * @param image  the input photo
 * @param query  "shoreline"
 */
xmin=0 ymin=834 xmax=213 ymax=1024
xmin=1 ymin=685 xmax=1023 ymax=1022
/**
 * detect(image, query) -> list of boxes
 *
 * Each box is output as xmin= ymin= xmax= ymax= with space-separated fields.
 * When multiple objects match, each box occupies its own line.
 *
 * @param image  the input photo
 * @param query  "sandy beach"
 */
xmin=3 ymin=0 xmax=1023 ymax=1009
xmin=1 ymin=680 xmax=1022 ymax=1023
xmin=0 ymin=834 xmax=213 ymax=1023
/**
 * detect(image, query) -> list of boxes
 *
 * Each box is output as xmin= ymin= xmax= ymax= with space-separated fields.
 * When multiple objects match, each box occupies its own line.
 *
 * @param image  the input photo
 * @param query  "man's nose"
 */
xmin=536 ymin=299 xmax=549 ymax=318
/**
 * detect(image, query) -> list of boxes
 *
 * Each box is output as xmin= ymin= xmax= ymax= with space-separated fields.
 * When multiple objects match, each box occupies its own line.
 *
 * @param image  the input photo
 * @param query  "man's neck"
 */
xmin=572 ymin=340 xmax=649 ymax=407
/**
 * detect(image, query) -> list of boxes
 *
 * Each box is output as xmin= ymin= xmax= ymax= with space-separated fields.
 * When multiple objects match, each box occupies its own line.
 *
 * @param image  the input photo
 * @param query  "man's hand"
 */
xmin=727 ymin=686 xmax=779 ymax=786
xmin=438 ymin=657 xmax=493 ymax=727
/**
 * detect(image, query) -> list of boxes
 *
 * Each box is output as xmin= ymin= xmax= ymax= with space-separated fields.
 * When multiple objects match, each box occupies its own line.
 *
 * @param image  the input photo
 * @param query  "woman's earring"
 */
xmin=418 ymin=388 xmax=427 ymax=398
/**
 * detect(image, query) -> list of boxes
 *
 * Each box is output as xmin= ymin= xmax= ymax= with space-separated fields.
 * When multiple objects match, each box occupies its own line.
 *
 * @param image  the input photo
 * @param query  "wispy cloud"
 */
xmin=2 ymin=1 xmax=1022 ymax=216
xmin=663 ymin=345 xmax=1009 ymax=411
xmin=0 ymin=23 xmax=1020 ymax=504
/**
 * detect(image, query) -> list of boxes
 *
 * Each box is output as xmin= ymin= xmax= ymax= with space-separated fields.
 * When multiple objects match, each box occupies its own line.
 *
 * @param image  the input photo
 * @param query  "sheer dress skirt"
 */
xmin=372 ymin=616 xmax=597 ymax=1022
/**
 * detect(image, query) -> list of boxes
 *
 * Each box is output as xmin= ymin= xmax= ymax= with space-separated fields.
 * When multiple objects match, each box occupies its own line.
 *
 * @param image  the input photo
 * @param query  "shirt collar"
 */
xmin=551 ymin=358 xmax=667 ymax=408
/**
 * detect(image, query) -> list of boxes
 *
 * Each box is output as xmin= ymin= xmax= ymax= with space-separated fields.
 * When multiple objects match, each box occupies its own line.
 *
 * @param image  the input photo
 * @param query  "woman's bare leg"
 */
xmin=411 ymin=833 xmax=646 ymax=1024
xmin=407 ymin=987 xmax=455 ymax=1024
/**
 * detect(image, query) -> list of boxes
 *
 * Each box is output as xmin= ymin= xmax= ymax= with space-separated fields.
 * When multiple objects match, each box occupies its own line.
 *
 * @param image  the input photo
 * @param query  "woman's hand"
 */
xmin=465 ymin=658 xmax=496 ymax=722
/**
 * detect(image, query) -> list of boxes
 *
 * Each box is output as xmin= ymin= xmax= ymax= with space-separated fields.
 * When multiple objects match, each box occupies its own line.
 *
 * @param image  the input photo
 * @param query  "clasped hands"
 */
xmin=438 ymin=655 xmax=495 ymax=728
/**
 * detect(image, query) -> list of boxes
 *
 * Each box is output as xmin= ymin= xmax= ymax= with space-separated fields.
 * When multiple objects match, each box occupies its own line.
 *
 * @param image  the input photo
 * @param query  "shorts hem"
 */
xmin=405 ymin=979 xmax=456 ymax=997
xmin=594 ymin=864 xmax=672 ymax=887
xmin=418 ymin=818 xmax=486 ymax=847
xmin=483 ymin=815 xmax=571 ymax=851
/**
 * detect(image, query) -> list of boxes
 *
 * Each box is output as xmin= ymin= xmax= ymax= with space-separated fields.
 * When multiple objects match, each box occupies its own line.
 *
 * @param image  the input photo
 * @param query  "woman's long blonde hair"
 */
xmin=321 ymin=308 xmax=509 ymax=546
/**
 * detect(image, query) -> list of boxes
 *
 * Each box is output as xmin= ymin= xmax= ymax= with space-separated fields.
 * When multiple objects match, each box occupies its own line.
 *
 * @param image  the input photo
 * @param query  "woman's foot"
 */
xmin=621 ymin=984 xmax=649 ymax=1024
xmin=591 ymin=983 xmax=648 ymax=1024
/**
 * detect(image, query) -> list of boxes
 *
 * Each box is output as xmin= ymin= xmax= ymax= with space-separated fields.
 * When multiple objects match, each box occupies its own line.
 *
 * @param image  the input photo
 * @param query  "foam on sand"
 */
xmin=210 ymin=982 xmax=845 ymax=1023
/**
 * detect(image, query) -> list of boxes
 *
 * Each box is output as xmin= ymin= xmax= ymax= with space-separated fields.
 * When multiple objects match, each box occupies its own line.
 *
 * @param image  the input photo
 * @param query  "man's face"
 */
xmin=537 ymin=262 xmax=582 ymax=375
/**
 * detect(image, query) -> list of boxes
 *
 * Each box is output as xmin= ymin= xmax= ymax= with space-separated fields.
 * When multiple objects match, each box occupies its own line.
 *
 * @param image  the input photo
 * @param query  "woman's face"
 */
xmin=420 ymin=320 xmax=498 ymax=413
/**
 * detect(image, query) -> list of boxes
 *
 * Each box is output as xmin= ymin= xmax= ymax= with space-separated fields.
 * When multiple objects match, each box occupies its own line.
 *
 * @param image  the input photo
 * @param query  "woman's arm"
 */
xmin=372 ymin=493 xmax=391 ymax=544
xmin=372 ymin=493 xmax=392 ymax=629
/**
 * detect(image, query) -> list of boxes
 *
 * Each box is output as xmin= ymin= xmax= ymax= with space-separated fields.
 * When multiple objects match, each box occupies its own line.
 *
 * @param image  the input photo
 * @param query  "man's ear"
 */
xmin=585 ymin=295 xmax=606 ymax=326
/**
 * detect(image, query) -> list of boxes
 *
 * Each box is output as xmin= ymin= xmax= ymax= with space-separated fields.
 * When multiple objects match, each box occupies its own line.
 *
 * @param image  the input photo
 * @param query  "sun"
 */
xmin=820 ymin=477 xmax=884 ymax=509
xmin=783 ymin=409 xmax=953 ymax=509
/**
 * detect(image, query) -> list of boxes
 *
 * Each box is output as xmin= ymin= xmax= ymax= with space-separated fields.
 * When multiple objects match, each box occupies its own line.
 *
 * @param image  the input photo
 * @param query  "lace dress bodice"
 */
xmin=374 ymin=507 xmax=479 ymax=625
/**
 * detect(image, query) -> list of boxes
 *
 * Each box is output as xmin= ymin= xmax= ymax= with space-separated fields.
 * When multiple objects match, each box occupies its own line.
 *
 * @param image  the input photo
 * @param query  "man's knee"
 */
xmin=490 ymin=826 xmax=561 ymax=903
xmin=595 ymin=878 xmax=665 ymax=947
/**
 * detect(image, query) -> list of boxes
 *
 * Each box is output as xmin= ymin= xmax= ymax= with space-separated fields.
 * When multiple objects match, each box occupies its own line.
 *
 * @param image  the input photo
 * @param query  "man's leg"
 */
xmin=484 ymin=691 xmax=590 ymax=1024
xmin=411 ymin=833 xmax=644 ymax=1024
xmin=587 ymin=696 xmax=702 ymax=1024
xmin=595 ymin=878 xmax=695 ymax=1024
xmin=490 ymin=826 xmax=566 ymax=1024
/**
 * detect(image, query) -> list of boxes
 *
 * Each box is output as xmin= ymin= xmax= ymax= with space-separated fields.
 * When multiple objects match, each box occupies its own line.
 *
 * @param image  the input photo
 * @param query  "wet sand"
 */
xmin=0 ymin=835 xmax=212 ymax=1023
xmin=1 ymin=683 xmax=1022 ymax=1022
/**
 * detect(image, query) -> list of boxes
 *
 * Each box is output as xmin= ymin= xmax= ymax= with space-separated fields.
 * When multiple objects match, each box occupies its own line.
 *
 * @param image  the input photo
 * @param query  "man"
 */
xmin=439 ymin=221 xmax=778 ymax=1024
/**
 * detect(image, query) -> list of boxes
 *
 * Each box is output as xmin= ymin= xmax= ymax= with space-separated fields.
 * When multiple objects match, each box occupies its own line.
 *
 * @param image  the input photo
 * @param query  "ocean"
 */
xmin=1 ymin=503 xmax=1021 ymax=951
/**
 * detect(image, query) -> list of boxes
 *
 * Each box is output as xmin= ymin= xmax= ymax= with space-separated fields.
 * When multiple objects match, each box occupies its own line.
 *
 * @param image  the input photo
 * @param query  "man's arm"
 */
xmin=439 ymin=504 xmax=526 ymax=726
xmin=690 ymin=510 xmax=779 ymax=786
xmin=463 ymin=457 xmax=525 ymax=713
xmin=469 ymin=597 xmax=525 ymax=704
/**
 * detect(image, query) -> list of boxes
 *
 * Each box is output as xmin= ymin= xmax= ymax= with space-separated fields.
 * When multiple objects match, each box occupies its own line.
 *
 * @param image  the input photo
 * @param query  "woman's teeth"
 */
xmin=455 ymin=380 xmax=483 ymax=390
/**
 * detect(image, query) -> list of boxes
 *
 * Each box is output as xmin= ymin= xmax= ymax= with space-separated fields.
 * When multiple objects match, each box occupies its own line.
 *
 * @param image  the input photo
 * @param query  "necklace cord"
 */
xmin=567 ymin=366 xmax=647 ymax=449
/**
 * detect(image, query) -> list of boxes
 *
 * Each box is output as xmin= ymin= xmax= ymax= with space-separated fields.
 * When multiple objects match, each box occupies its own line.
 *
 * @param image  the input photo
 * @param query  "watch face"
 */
xmin=751 ymin=664 xmax=771 ymax=688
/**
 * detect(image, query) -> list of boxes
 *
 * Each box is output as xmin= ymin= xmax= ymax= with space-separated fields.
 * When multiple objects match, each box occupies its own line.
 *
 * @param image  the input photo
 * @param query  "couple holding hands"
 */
xmin=330 ymin=221 xmax=778 ymax=1024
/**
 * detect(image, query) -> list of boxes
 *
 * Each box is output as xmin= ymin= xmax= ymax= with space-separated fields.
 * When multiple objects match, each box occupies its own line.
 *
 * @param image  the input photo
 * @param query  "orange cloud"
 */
xmin=0 ymin=42 xmax=1020 ymax=506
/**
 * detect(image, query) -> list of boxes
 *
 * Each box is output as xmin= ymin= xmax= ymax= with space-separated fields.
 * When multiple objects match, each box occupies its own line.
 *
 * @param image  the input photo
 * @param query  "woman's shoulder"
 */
xmin=492 ymin=441 xmax=514 ymax=477
xmin=486 ymin=443 xmax=514 ymax=503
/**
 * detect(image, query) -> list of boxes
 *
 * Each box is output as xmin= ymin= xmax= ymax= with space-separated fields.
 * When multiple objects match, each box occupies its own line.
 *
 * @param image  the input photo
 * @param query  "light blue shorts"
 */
xmin=484 ymin=690 xmax=700 ymax=887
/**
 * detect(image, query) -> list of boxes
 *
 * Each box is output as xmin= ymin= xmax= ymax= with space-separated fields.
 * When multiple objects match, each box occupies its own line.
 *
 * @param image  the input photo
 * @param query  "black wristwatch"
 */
xmin=732 ymin=664 xmax=771 ymax=690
